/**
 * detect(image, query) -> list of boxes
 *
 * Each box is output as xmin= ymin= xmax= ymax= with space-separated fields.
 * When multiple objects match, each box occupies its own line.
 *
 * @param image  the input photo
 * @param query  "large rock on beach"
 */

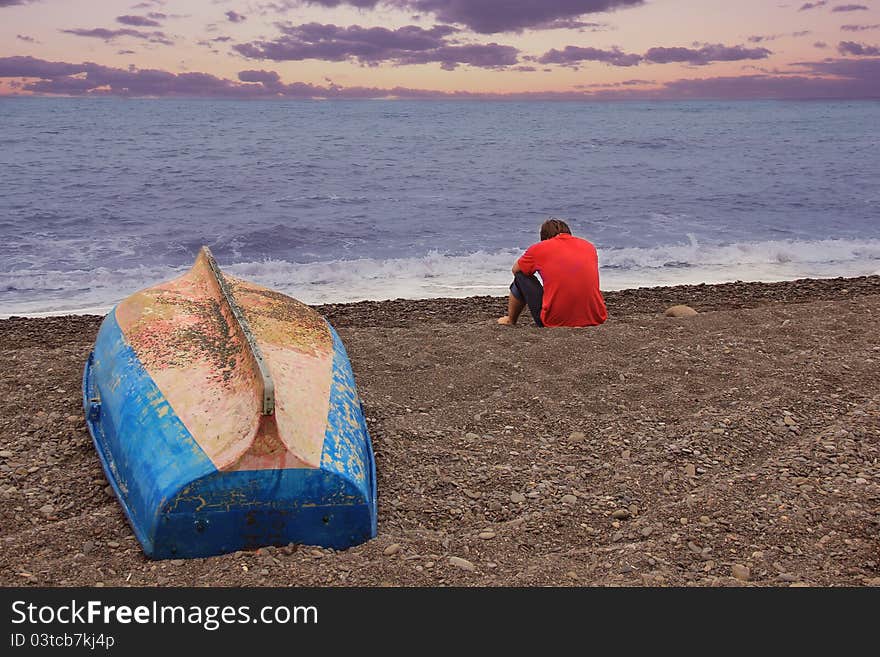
xmin=664 ymin=304 xmax=699 ymax=318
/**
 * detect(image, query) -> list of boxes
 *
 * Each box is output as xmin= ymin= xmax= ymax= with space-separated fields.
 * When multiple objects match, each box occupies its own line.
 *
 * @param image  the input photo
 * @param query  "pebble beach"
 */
xmin=1 ymin=276 xmax=878 ymax=587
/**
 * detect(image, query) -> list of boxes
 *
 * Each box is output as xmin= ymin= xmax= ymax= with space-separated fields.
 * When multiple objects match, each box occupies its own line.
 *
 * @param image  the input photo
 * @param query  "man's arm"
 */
xmin=516 ymin=244 xmax=538 ymax=276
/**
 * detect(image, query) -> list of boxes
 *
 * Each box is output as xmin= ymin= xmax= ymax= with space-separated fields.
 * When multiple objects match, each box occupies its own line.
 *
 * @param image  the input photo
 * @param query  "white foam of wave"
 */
xmin=224 ymin=249 xmax=523 ymax=305
xmin=2 ymin=237 xmax=879 ymax=317
xmin=601 ymin=234 xmax=880 ymax=270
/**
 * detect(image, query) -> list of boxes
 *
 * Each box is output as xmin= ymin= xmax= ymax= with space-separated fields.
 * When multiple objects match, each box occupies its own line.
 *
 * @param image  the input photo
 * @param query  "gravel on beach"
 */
xmin=1 ymin=276 xmax=879 ymax=587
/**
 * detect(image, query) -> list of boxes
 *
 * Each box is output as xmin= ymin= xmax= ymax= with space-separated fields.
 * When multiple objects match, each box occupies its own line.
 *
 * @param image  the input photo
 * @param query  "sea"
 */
xmin=1 ymin=98 xmax=879 ymax=317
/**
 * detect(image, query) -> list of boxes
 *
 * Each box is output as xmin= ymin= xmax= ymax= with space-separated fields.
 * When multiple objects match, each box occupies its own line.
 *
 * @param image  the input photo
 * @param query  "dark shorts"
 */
xmin=510 ymin=272 xmax=544 ymax=327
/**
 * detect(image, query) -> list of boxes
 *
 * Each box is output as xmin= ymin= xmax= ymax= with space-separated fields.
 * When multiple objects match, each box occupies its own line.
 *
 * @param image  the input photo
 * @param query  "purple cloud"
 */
xmin=0 ymin=56 xmax=83 ymax=78
xmin=576 ymin=78 xmax=653 ymax=88
xmin=643 ymin=44 xmax=771 ymax=65
xmin=16 ymin=34 xmax=36 ymax=42
xmin=235 ymin=23 xmax=455 ymax=61
xmin=815 ymin=41 xmax=828 ymax=48
xmin=838 ymin=40 xmax=880 ymax=55
xmin=748 ymin=31 xmax=811 ymax=43
xmin=595 ymin=56 xmax=877 ymax=100
xmin=291 ymin=0 xmax=645 ymax=34
xmin=238 ymin=69 xmax=282 ymax=84
xmin=529 ymin=19 xmax=607 ymax=31
xmin=798 ymin=1 xmax=827 ymax=9
xmin=61 ymin=27 xmax=174 ymax=46
xmin=116 ymin=15 xmax=162 ymax=27
xmin=275 ymin=0 xmax=379 ymax=8
xmin=3 ymin=55 xmax=878 ymax=101
xmin=400 ymin=42 xmax=519 ymax=69
xmin=842 ymin=24 xmax=880 ymax=31
xmin=0 ymin=0 xmax=40 ymax=6
xmin=197 ymin=35 xmax=235 ymax=52
xmin=539 ymin=43 xmax=772 ymax=67
xmin=0 ymin=56 xmax=435 ymax=98
xmin=538 ymin=46 xmax=641 ymax=67
xmin=644 ymin=70 xmax=875 ymax=100
xmin=234 ymin=22 xmax=518 ymax=69
xmin=795 ymin=56 xmax=880 ymax=77
xmin=25 ymin=66 xmax=267 ymax=98
xmin=832 ymin=4 xmax=869 ymax=11
xmin=226 ymin=10 xmax=247 ymax=22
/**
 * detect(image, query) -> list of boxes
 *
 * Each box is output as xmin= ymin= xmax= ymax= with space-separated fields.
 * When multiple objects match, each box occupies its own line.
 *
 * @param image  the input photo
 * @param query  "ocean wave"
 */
xmin=1 ymin=237 xmax=879 ymax=316
xmin=601 ymin=235 xmax=880 ymax=270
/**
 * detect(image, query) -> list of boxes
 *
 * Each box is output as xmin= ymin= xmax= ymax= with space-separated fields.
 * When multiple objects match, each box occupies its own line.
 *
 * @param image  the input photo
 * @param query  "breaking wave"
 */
xmin=2 ymin=237 xmax=879 ymax=317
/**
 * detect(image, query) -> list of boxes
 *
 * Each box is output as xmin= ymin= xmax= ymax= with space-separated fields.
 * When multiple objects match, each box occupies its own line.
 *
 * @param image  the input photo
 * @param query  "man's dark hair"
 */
xmin=540 ymin=218 xmax=572 ymax=241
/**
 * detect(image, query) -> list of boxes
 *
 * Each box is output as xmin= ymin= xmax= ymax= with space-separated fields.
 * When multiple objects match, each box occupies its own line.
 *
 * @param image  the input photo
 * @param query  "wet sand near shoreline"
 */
xmin=1 ymin=276 xmax=879 ymax=587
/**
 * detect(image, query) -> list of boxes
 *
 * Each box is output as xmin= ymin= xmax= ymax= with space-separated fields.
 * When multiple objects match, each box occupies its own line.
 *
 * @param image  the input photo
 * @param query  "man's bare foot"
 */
xmin=497 ymin=316 xmax=515 ymax=326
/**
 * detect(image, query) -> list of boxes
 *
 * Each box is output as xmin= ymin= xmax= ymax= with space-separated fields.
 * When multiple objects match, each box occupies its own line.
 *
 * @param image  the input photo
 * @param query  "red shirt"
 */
xmin=517 ymin=234 xmax=607 ymax=328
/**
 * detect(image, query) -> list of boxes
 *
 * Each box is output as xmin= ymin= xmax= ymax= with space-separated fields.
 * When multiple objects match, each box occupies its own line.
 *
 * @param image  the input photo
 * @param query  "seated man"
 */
xmin=498 ymin=218 xmax=607 ymax=328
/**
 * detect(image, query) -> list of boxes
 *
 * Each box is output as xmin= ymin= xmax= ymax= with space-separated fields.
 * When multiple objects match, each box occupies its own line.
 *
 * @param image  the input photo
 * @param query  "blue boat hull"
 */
xmin=83 ymin=310 xmax=377 ymax=559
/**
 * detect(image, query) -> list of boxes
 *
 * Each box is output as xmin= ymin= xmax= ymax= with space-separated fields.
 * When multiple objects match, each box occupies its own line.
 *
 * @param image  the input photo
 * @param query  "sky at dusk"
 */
xmin=1 ymin=0 xmax=879 ymax=99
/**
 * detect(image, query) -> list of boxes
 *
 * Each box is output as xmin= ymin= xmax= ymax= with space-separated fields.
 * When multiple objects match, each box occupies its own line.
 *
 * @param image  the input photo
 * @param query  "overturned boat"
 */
xmin=83 ymin=247 xmax=377 ymax=559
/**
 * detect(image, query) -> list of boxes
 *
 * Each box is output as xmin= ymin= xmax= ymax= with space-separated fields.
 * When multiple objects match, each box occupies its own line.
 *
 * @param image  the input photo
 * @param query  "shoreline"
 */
xmin=2 ymin=273 xmax=879 ymax=323
xmin=317 ymin=274 xmax=880 ymax=327
xmin=1 ymin=274 xmax=878 ymax=587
